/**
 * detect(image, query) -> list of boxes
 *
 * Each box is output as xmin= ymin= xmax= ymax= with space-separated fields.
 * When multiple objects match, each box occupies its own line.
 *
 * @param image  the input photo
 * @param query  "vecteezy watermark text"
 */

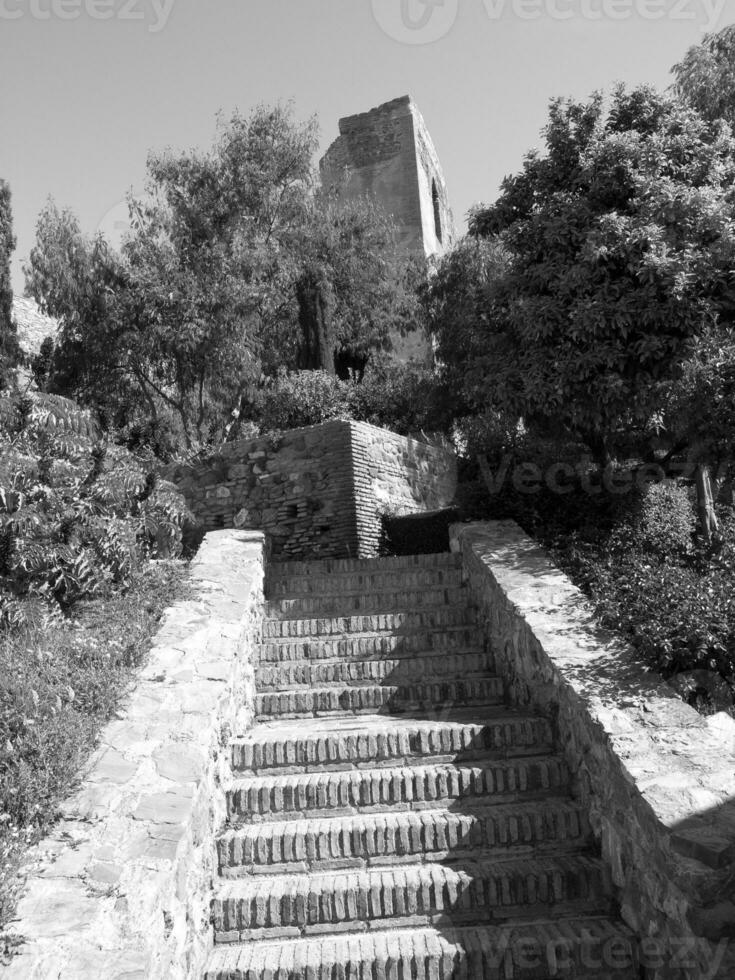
xmin=428 ymin=931 xmax=728 ymax=977
xmin=371 ymin=0 xmax=460 ymax=45
xmin=483 ymin=0 xmax=726 ymax=29
xmin=372 ymin=0 xmax=726 ymax=43
xmin=478 ymin=453 xmax=730 ymax=497
xmin=0 ymin=0 xmax=175 ymax=32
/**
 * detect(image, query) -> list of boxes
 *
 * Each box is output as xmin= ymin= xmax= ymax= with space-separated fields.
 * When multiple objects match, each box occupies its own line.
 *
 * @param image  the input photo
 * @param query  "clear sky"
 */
xmin=2 ymin=0 xmax=734 ymax=293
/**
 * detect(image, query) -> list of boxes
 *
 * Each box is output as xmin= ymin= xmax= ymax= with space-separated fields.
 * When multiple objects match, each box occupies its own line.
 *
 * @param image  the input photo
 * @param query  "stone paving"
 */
xmin=203 ymin=552 xmax=639 ymax=979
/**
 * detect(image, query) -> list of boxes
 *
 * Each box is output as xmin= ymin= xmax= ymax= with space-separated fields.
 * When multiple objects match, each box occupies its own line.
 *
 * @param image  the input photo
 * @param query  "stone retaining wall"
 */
xmin=452 ymin=521 xmax=735 ymax=979
xmin=164 ymin=422 xmax=356 ymax=560
xmin=166 ymin=420 xmax=456 ymax=561
xmin=3 ymin=530 xmax=265 ymax=980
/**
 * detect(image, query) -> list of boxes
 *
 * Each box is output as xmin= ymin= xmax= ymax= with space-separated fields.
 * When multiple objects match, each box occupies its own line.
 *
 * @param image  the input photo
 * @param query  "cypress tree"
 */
xmin=0 ymin=179 xmax=21 ymax=384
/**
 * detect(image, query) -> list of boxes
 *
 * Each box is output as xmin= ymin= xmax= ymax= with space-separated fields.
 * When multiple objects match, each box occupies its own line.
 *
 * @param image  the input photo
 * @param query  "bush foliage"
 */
xmin=0 ymin=559 xmax=187 ymax=927
xmin=252 ymin=370 xmax=351 ymax=432
xmin=0 ymin=387 xmax=193 ymax=925
xmin=557 ymin=486 xmax=735 ymax=683
xmin=0 ymin=388 xmax=193 ymax=622
xmin=244 ymin=363 xmax=451 ymax=438
xmin=0 ymin=182 xmax=21 ymax=388
xmin=470 ymin=468 xmax=735 ymax=691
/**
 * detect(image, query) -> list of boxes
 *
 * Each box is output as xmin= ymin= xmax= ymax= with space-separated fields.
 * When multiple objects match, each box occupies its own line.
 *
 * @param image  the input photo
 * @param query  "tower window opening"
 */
xmin=432 ymin=179 xmax=443 ymax=244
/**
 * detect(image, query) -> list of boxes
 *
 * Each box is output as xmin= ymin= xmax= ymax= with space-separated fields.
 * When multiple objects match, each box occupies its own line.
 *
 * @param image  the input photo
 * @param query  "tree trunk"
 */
xmin=296 ymin=271 xmax=335 ymax=375
xmin=695 ymin=462 xmax=721 ymax=545
xmin=585 ymin=429 xmax=612 ymax=470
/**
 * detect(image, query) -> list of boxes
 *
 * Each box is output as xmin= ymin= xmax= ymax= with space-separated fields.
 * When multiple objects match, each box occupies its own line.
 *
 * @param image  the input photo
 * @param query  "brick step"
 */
xmin=204 ymin=917 xmax=639 ymax=979
xmin=226 ymin=757 xmax=570 ymax=822
xmin=267 ymin=586 xmax=468 ymax=618
xmin=266 ymin=552 xmax=461 ymax=581
xmin=262 ymin=606 xmax=477 ymax=640
xmin=258 ymin=626 xmax=485 ymax=664
xmin=254 ymin=678 xmax=505 ymax=721
xmin=266 ymin=565 xmax=465 ymax=598
xmin=231 ymin=714 xmax=552 ymax=774
xmin=217 ymin=802 xmax=592 ymax=875
xmin=212 ymin=855 xmax=614 ymax=942
xmin=254 ymin=650 xmax=496 ymax=691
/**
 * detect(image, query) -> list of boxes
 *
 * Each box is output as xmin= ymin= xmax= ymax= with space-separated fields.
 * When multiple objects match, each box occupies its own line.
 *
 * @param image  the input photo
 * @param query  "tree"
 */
xmin=420 ymin=235 xmax=510 ymax=417
xmin=672 ymin=25 xmax=735 ymax=127
xmin=25 ymin=103 xmax=416 ymax=451
xmin=25 ymin=105 xmax=319 ymax=448
xmin=662 ymin=328 xmax=735 ymax=541
xmin=669 ymin=27 xmax=735 ymax=539
xmin=25 ymin=200 xmax=132 ymax=423
xmin=440 ymin=86 xmax=735 ymax=539
xmin=288 ymin=193 xmax=423 ymax=379
xmin=0 ymin=180 xmax=21 ymax=386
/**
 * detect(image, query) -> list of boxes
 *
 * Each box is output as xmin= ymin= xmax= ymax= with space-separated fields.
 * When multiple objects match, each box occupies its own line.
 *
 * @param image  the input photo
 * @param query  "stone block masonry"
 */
xmin=3 ymin=530 xmax=266 ymax=980
xmin=320 ymin=95 xmax=454 ymax=364
xmin=165 ymin=420 xmax=457 ymax=561
xmin=452 ymin=520 xmax=735 ymax=980
xmin=164 ymin=421 xmax=355 ymax=560
xmin=319 ymin=96 xmax=453 ymax=261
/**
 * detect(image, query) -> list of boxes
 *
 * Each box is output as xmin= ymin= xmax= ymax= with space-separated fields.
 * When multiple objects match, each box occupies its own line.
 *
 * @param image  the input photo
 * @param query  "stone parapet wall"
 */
xmin=166 ymin=421 xmax=456 ymax=561
xmin=452 ymin=521 xmax=735 ymax=980
xmin=4 ymin=530 xmax=265 ymax=980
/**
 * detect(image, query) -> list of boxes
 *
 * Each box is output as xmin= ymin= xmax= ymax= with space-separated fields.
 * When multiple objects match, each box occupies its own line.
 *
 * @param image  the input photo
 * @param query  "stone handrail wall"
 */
xmin=4 ymin=529 xmax=265 ymax=980
xmin=452 ymin=521 xmax=735 ymax=980
xmin=165 ymin=420 xmax=456 ymax=561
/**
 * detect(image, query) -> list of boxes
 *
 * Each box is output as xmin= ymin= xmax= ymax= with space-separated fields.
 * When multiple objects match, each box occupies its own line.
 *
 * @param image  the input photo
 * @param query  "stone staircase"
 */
xmin=204 ymin=552 xmax=640 ymax=979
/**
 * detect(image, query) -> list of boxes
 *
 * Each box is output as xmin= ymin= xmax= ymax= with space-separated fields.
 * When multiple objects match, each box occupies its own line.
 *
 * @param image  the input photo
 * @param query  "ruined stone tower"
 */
xmin=320 ymin=95 xmax=453 ymax=363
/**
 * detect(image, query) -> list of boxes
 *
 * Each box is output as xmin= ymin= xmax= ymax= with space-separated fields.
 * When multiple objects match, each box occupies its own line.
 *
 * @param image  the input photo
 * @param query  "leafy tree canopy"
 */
xmin=25 ymin=103 xmax=418 ymax=451
xmin=0 ymin=180 xmax=21 ymax=386
xmin=25 ymin=200 xmax=124 ymax=410
xmin=465 ymin=85 xmax=735 ymax=465
xmin=672 ymin=25 xmax=735 ymax=127
xmin=420 ymin=235 xmax=510 ymax=418
xmin=285 ymin=191 xmax=423 ymax=379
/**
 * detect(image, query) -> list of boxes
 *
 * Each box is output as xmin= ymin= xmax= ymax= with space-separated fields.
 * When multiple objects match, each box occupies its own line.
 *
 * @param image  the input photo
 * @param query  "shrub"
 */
xmin=0 ymin=559 xmax=187 ymax=926
xmin=464 ymin=454 xmax=735 ymax=694
xmin=584 ymin=549 xmax=735 ymax=680
xmin=541 ymin=486 xmax=735 ymax=685
xmin=0 ymin=389 xmax=194 ymax=616
xmin=609 ymin=481 xmax=696 ymax=562
xmin=251 ymin=363 xmax=452 ymax=439
xmin=256 ymin=370 xmax=351 ymax=431
xmin=347 ymin=362 xmax=450 ymax=436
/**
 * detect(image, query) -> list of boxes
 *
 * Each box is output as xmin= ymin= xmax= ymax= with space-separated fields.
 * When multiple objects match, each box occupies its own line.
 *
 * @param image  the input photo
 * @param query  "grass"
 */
xmin=0 ymin=558 xmax=189 ymax=930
